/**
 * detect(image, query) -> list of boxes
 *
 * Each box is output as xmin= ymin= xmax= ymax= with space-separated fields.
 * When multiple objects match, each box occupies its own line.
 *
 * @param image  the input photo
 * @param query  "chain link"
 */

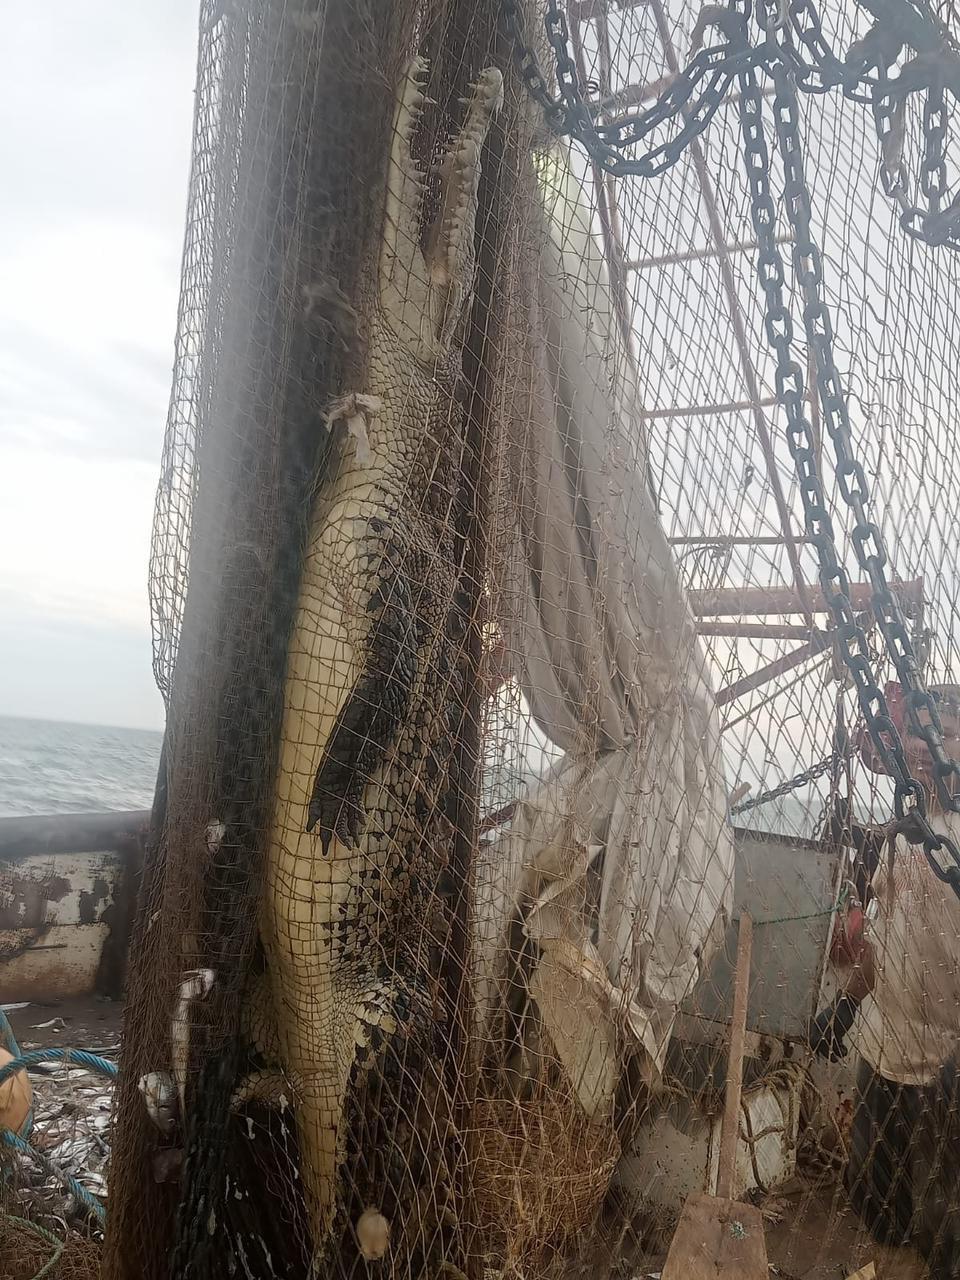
xmin=502 ymin=0 xmax=960 ymax=247
xmin=737 ymin=14 xmax=960 ymax=897
xmin=873 ymin=55 xmax=960 ymax=247
xmin=733 ymin=706 xmax=851 ymax=818
xmin=731 ymin=752 xmax=840 ymax=815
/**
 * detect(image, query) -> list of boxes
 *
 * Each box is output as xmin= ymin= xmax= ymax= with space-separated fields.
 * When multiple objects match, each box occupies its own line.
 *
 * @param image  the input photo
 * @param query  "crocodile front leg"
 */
xmin=306 ymin=508 xmax=427 ymax=853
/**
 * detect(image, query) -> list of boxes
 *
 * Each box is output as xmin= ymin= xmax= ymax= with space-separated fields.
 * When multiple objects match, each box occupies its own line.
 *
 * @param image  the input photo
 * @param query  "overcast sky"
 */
xmin=0 ymin=3 xmax=199 ymax=731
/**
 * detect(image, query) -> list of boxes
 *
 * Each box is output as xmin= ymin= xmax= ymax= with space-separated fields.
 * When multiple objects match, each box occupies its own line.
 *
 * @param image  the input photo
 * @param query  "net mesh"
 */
xmin=98 ymin=0 xmax=960 ymax=1277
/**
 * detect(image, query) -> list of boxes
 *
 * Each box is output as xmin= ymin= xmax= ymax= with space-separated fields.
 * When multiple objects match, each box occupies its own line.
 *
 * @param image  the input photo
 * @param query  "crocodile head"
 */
xmin=379 ymin=57 xmax=503 ymax=366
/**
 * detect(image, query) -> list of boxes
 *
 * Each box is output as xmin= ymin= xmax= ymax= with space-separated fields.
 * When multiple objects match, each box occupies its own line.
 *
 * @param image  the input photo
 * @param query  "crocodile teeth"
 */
xmin=468 ymin=67 xmax=504 ymax=112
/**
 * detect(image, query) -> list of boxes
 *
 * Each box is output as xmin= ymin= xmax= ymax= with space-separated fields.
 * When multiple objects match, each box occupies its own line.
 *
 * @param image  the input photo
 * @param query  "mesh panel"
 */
xmin=103 ymin=1 xmax=960 ymax=1278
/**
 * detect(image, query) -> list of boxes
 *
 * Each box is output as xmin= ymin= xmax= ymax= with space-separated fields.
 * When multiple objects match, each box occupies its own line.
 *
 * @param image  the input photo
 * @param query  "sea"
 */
xmin=0 ymin=711 xmax=829 ymax=836
xmin=0 ymin=715 xmax=163 ymax=819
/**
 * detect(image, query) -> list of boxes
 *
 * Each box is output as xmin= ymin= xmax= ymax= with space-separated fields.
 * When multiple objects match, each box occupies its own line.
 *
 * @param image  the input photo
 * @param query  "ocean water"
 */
xmin=0 ymin=715 xmax=163 ymax=818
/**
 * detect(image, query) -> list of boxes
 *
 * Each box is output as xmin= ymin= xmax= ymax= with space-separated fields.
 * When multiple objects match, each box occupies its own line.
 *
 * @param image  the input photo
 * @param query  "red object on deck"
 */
xmin=829 ymin=902 xmax=865 ymax=964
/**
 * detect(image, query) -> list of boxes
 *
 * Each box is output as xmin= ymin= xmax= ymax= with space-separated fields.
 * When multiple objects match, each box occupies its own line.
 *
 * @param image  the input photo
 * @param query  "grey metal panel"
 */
xmin=681 ymin=830 xmax=841 ymax=1041
xmin=0 ymin=810 xmax=149 ymax=859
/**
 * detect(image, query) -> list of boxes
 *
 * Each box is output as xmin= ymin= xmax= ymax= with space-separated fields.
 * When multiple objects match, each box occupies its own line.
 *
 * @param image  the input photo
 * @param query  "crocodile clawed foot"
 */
xmin=231 ymin=1068 xmax=293 ymax=1112
xmin=306 ymin=769 xmax=367 ymax=854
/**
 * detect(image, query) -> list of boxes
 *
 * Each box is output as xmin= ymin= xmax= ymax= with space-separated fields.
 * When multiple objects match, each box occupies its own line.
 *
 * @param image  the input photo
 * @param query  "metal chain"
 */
xmin=501 ymin=0 xmax=767 ymax=176
xmin=732 ymin=710 xmax=851 ymax=818
xmin=737 ymin=18 xmax=960 ymax=896
xmin=502 ymin=0 xmax=960 ymax=247
xmin=731 ymin=752 xmax=840 ymax=814
xmin=873 ymin=57 xmax=960 ymax=247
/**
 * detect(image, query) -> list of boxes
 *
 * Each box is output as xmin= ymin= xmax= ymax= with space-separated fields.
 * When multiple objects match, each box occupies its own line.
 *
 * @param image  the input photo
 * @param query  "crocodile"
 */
xmin=258 ymin=55 xmax=503 ymax=1269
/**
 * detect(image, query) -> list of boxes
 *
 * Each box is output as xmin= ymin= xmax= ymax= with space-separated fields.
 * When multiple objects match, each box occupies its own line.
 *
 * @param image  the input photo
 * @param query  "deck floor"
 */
xmin=4 ymin=993 xmax=123 ymax=1058
xmin=764 ymin=1190 xmax=927 ymax=1278
xmin=0 ymin=999 xmax=932 ymax=1277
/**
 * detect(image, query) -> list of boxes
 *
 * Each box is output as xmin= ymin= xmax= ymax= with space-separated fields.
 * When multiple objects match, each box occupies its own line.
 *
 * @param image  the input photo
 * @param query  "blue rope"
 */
xmin=0 ymin=1008 xmax=21 ymax=1058
xmin=0 ymin=1049 xmax=117 ymax=1087
xmin=2 ymin=1213 xmax=64 ymax=1280
xmin=0 ymin=1042 xmax=116 ymax=1228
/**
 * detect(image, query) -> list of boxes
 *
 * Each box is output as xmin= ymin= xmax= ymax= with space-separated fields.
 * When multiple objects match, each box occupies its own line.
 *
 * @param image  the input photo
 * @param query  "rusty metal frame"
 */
xmin=563 ymin=0 xmax=907 ymax=713
xmin=691 ymin=579 xmax=924 ymax=618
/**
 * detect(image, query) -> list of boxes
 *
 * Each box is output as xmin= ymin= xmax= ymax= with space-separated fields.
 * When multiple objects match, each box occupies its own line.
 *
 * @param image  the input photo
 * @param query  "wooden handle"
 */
xmin=716 ymin=912 xmax=753 ymax=1201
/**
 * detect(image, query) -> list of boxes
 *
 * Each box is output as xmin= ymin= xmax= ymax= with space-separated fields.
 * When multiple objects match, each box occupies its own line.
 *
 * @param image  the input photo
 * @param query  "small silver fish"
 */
xmin=139 ymin=1070 xmax=178 ymax=1136
xmin=172 ymin=969 xmax=215 ymax=1116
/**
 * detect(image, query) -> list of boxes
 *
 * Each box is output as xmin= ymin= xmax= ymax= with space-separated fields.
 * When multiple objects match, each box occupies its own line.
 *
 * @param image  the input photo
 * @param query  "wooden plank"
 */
xmin=570 ymin=0 xmax=650 ymax=18
xmin=716 ymin=630 xmax=834 ymax=707
xmin=715 ymin=603 xmax=877 ymax=707
xmin=670 ymin=534 xmax=810 ymax=546
xmin=629 ymin=232 xmax=793 ymax=270
xmin=716 ymin=914 xmax=752 ymax=1200
xmin=661 ymin=1194 xmax=768 ymax=1279
xmin=647 ymin=395 xmax=779 ymax=420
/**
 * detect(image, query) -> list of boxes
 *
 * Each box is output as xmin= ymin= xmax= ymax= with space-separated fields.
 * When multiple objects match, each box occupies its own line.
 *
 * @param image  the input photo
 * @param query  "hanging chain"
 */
xmin=737 ymin=15 xmax=960 ymax=896
xmin=731 ymin=751 xmax=840 ymax=815
xmin=874 ymin=59 xmax=960 ymax=245
xmin=501 ymin=0 xmax=768 ymax=176
xmin=732 ymin=704 xmax=852 ymax=817
xmin=502 ymin=0 xmax=960 ymax=248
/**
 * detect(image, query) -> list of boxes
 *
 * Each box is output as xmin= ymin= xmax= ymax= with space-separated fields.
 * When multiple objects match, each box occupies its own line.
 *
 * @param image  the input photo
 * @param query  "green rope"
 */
xmin=747 ymin=883 xmax=850 ymax=928
xmin=1 ymin=1212 xmax=64 ymax=1280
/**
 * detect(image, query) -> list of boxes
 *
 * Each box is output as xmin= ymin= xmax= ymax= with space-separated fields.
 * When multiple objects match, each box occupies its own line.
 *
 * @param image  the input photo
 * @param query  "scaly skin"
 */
xmin=259 ymin=57 xmax=503 ymax=1268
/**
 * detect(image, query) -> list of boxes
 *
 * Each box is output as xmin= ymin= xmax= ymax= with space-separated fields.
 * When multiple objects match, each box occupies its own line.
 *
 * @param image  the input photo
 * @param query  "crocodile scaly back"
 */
xmin=257 ymin=56 xmax=503 ymax=1274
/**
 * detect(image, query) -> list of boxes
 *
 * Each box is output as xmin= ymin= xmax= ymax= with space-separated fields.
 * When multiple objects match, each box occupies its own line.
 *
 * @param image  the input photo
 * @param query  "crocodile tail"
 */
xmin=296 ymin=1071 xmax=349 ymax=1265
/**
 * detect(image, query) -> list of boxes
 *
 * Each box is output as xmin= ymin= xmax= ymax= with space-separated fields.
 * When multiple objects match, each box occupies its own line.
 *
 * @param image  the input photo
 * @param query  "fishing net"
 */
xmin=105 ymin=0 xmax=960 ymax=1277
xmin=0 ymin=1221 xmax=101 ymax=1280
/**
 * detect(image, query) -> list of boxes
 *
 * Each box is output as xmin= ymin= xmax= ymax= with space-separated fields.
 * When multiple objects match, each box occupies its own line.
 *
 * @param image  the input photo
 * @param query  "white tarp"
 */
xmin=476 ymin=145 xmax=734 ymax=1117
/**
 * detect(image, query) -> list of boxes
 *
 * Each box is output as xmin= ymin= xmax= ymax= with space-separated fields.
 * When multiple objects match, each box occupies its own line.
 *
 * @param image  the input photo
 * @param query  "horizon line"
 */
xmin=0 ymin=710 xmax=165 ymax=736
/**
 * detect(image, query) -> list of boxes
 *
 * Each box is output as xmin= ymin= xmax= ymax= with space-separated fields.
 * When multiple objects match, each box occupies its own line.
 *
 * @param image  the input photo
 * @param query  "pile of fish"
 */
xmin=2 ymin=1015 xmax=117 ymax=1231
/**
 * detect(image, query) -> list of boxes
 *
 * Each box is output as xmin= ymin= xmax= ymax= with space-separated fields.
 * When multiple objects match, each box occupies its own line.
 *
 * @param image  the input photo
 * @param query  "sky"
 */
xmin=0 ymin=2 xmax=199 ymax=731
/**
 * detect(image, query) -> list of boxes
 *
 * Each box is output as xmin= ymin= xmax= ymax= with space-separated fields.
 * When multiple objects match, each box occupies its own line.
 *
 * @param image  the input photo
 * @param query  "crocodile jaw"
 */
xmin=380 ymin=60 xmax=503 ymax=364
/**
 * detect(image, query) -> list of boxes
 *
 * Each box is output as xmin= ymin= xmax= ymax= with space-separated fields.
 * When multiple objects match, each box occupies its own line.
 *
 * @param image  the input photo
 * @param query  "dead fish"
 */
xmin=139 ymin=1071 xmax=178 ymax=1136
xmin=172 ymin=969 xmax=215 ymax=1116
xmin=78 ymin=1170 xmax=107 ymax=1195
